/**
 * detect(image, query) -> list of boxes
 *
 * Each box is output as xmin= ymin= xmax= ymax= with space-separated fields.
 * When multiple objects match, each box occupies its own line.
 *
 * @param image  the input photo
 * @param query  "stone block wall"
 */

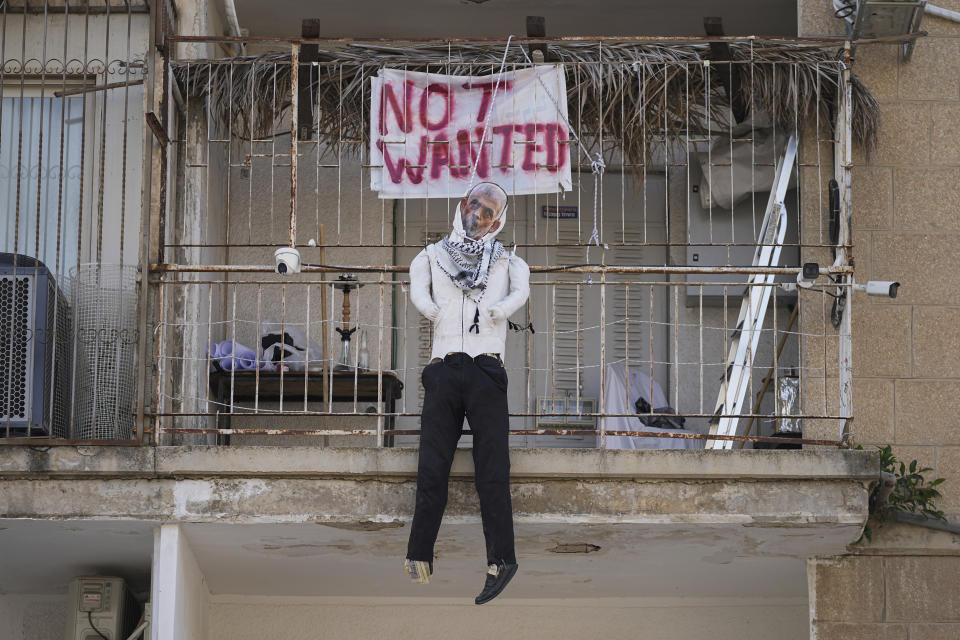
xmin=809 ymin=522 xmax=960 ymax=639
xmin=799 ymin=0 xmax=960 ymax=520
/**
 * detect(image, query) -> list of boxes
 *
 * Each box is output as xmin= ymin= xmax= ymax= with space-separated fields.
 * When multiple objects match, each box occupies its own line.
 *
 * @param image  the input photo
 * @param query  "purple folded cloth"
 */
xmin=210 ymin=340 xmax=260 ymax=371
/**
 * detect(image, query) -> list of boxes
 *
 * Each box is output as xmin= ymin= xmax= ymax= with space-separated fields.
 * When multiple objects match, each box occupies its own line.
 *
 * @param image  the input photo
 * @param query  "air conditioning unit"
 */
xmin=0 ymin=253 xmax=72 ymax=437
xmin=65 ymin=576 xmax=141 ymax=640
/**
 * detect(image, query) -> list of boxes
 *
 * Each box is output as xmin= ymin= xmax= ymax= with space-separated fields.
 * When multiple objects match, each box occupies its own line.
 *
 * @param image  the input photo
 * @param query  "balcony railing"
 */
xmin=145 ymin=35 xmax=865 ymax=450
xmin=2 ymin=21 xmax=874 ymax=449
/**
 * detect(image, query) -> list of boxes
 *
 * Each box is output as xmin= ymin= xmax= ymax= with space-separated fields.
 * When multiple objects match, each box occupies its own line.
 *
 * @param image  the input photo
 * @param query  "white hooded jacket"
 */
xmin=409 ymin=202 xmax=530 ymax=361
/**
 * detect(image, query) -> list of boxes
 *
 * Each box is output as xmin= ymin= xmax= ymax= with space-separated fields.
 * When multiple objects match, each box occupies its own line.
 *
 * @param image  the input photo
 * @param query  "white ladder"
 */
xmin=706 ymin=135 xmax=798 ymax=449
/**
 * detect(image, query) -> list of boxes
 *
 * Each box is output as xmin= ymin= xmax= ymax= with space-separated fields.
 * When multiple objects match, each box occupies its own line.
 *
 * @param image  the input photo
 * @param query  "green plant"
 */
xmin=859 ymin=445 xmax=946 ymax=542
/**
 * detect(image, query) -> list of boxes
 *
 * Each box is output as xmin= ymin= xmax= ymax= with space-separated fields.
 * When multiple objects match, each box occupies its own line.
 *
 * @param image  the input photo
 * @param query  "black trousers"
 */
xmin=406 ymin=352 xmax=516 ymax=566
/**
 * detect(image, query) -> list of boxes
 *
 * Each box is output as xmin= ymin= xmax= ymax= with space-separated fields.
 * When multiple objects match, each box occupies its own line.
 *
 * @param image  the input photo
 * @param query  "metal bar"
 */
xmin=161 ymin=241 xmax=844 ymax=249
xmin=319 ymin=225 xmax=329 ymax=421
xmin=0 ymin=438 xmax=146 ymax=446
xmin=150 ymin=427 xmax=843 ymax=446
xmin=550 ymin=284 xmax=556 ymax=407
xmin=623 ymin=284 xmax=629 ymax=424
xmin=245 ymin=58 xmax=254 ymax=244
xmin=151 ymin=263 xmax=854 ymax=275
xmin=288 ymin=43 xmax=298 ymax=248
xmin=1 ymin=5 xmax=150 ymax=14
xmin=149 ymin=411 xmax=850 ymax=419
xmin=170 ymin=58 xmax=844 ymax=72
xmin=156 ymin=42 xmax=170 ymax=265
xmin=377 ymin=272 xmax=385 ymax=447
xmin=148 ymin=277 xmax=838 ymax=288
xmin=254 ymin=285 xmax=262 ymax=413
xmin=53 ymin=78 xmax=144 ymax=97
xmin=166 ymin=34 xmax=854 ymax=45
xmin=94 ymin=0 xmax=112 ymax=264
xmin=153 ymin=279 xmax=166 ymax=444
xmin=116 ymin=3 xmax=135 ymax=436
xmin=224 ymin=60 xmax=234 ymax=256
xmin=136 ymin=55 xmax=160 ymax=433
xmin=8 ymin=0 xmax=29 ymax=430
xmin=648 ymin=285 xmax=655 ymax=429
xmin=304 ymin=284 xmax=311 ymax=413
xmin=205 ymin=284 xmax=214 ymax=423
xmin=599 ymin=270 xmax=606 ymax=449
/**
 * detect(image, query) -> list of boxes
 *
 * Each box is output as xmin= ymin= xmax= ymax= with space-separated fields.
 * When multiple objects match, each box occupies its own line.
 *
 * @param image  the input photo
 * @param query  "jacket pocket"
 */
xmin=433 ymin=298 xmax=456 ymax=328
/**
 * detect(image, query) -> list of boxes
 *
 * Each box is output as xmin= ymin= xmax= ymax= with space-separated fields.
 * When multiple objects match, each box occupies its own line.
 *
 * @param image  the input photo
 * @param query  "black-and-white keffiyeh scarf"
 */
xmin=437 ymin=235 xmax=504 ymax=300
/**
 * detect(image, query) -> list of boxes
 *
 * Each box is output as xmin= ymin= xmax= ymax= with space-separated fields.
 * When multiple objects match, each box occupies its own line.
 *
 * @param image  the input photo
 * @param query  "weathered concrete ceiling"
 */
xmin=0 ymin=517 xmax=822 ymax=600
xmin=233 ymin=0 xmax=798 ymax=39
xmin=0 ymin=519 xmax=154 ymax=596
xmin=181 ymin=520 xmax=819 ymax=599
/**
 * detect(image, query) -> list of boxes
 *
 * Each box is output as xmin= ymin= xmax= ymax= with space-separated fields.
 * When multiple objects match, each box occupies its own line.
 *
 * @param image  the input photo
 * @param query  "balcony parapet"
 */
xmin=0 ymin=445 xmax=878 ymax=481
xmin=0 ymin=445 xmax=875 ymax=522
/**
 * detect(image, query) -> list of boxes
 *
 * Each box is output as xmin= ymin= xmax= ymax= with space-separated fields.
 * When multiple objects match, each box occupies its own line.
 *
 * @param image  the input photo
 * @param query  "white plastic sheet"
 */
xmin=600 ymin=362 xmax=701 ymax=450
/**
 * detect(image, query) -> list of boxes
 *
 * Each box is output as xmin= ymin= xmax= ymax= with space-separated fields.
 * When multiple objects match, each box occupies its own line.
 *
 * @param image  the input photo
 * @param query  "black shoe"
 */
xmin=474 ymin=561 xmax=518 ymax=604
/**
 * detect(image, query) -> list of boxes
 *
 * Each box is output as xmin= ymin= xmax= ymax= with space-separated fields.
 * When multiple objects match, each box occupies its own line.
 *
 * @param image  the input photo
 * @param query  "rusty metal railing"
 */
xmin=140 ymin=35 xmax=856 ymax=450
xmin=0 ymin=22 xmax=858 ymax=449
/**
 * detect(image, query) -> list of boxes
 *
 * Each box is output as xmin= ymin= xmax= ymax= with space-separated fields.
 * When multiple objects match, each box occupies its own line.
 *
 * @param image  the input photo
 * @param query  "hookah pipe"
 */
xmin=334 ymin=274 xmax=362 ymax=369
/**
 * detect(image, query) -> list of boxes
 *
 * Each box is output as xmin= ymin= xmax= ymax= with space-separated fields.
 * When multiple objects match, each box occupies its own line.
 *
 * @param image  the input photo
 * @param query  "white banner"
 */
xmin=370 ymin=65 xmax=572 ymax=199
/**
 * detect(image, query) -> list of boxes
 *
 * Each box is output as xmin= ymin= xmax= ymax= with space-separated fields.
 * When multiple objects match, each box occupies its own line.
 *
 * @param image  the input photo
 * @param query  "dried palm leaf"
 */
xmin=173 ymin=41 xmax=879 ymax=173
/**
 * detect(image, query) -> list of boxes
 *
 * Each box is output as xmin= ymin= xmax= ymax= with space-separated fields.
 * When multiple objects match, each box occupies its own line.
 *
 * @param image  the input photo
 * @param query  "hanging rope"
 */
xmin=584 ymin=153 xmax=605 ymax=281
xmin=466 ymin=35 xmax=515 ymax=192
xmin=515 ymin=44 xmax=606 ymax=281
xmin=465 ymin=37 xmax=606 ymax=280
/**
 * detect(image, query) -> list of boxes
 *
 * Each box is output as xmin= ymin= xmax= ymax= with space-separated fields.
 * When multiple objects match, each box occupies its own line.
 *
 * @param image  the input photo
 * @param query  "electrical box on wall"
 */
xmin=64 ymin=576 xmax=140 ymax=640
xmin=684 ymin=163 xmax=800 ymax=307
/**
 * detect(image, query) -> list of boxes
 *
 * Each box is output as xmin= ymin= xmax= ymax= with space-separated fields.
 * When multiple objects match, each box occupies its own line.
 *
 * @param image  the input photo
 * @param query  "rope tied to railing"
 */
xmin=511 ymin=40 xmax=607 ymax=281
xmin=584 ymin=152 xmax=605 ymax=283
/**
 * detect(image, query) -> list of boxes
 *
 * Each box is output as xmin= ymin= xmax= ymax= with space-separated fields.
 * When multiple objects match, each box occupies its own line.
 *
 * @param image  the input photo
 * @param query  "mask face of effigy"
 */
xmin=459 ymin=184 xmax=506 ymax=241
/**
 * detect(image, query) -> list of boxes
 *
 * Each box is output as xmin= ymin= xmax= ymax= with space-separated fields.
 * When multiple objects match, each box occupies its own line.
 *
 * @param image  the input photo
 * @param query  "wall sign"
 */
xmin=370 ymin=66 xmax=572 ymax=198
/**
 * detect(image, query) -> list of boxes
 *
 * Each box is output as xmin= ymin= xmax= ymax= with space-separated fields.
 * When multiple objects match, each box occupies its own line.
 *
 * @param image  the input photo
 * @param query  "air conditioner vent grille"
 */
xmin=0 ymin=276 xmax=32 ymax=421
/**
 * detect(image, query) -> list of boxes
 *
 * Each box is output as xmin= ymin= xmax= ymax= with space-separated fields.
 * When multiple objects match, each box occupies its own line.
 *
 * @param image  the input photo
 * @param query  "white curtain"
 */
xmin=0 ymin=96 xmax=83 ymax=274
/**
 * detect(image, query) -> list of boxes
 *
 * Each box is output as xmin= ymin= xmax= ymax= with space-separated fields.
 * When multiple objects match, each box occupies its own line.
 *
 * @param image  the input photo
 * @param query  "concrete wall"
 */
xmin=0 ymin=594 xmax=67 ymax=640
xmin=798 ymin=1 xmax=960 ymax=520
xmin=157 ymin=0 xmax=237 ymax=442
xmin=809 ymin=521 xmax=960 ymax=640
xmin=207 ymin=596 xmax=808 ymax=640
xmin=152 ymin=524 xmax=210 ymax=640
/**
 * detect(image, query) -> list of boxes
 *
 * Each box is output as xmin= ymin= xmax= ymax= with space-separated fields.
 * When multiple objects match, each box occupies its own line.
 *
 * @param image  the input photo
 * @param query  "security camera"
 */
xmin=274 ymin=247 xmax=301 ymax=275
xmin=853 ymin=280 xmax=900 ymax=299
xmin=796 ymin=262 xmax=820 ymax=288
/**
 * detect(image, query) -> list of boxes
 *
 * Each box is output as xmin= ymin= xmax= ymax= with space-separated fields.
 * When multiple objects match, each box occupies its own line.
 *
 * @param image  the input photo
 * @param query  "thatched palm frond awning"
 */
xmin=173 ymin=41 xmax=879 ymax=166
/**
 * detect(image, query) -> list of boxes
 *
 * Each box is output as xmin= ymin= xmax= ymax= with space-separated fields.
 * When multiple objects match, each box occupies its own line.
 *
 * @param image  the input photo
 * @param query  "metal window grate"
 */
xmin=71 ymin=264 xmax=138 ymax=440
